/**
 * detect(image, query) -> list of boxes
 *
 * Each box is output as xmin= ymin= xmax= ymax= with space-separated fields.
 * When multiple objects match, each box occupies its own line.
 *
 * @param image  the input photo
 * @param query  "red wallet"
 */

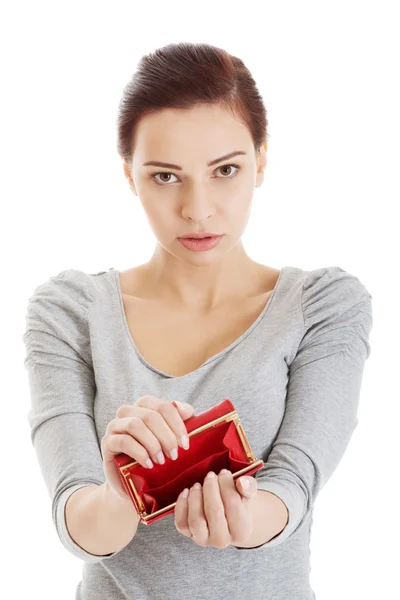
xmin=113 ymin=398 xmax=264 ymax=525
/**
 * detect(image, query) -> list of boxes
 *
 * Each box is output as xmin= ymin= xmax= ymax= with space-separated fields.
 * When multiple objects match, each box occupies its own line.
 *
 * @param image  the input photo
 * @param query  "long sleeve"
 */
xmin=252 ymin=266 xmax=373 ymax=549
xmin=22 ymin=269 xmax=118 ymax=563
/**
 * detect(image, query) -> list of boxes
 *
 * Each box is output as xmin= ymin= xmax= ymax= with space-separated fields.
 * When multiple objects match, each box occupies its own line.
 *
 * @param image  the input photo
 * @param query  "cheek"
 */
xmin=224 ymin=194 xmax=253 ymax=220
xmin=142 ymin=202 xmax=173 ymax=234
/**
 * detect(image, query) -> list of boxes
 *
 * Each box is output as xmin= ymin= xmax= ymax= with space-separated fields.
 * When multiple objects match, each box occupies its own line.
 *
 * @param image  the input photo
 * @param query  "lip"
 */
xmin=178 ymin=235 xmax=224 ymax=252
xmin=178 ymin=232 xmax=223 ymax=239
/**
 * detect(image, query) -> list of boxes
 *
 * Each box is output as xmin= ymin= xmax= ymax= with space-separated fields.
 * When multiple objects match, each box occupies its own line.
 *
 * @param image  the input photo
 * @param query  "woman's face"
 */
xmin=122 ymin=103 xmax=267 ymax=263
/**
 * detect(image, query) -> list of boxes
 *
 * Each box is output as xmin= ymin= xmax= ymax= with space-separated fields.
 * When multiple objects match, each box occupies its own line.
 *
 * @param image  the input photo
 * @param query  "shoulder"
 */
xmin=28 ymin=268 xmax=96 ymax=303
xmin=25 ymin=268 xmax=97 ymax=326
xmin=302 ymin=266 xmax=372 ymax=315
xmin=303 ymin=265 xmax=371 ymax=300
xmin=23 ymin=269 xmax=98 ymax=365
xmin=300 ymin=265 xmax=373 ymax=337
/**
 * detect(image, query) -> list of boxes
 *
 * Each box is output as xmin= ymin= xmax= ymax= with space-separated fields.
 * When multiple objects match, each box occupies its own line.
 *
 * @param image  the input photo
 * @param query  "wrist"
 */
xmin=102 ymin=481 xmax=138 ymax=512
xmin=232 ymin=489 xmax=288 ymax=549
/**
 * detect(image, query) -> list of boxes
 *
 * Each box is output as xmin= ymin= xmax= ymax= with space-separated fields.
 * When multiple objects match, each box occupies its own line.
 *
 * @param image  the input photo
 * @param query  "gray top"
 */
xmin=22 ymin=264 xmax=373 ymax=600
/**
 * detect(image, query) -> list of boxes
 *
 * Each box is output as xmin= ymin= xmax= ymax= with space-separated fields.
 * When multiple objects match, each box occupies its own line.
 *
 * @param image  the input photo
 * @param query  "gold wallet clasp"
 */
xmin=119 ymin=409 xmax=262 ymax=522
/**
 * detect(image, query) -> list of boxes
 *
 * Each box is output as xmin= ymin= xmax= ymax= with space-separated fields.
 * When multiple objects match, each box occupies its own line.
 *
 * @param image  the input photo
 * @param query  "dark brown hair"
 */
xmin=116 ymin=42 xmax=269 ymax=163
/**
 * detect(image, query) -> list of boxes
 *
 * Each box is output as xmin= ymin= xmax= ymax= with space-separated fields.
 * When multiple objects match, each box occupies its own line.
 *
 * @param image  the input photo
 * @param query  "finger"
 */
xmin=202 ymin=471 xmax=231 ymax=549
xmin=174 ymin=488 xmax=191 ymax=538
xmin=130 ymin=406 xmax=185 ymax=462
xmin=170 ymin=399 xmax=195 ymax=421
xmin=102 ymin=423 xmax=157 ymax=469
xmin=187 ymin=483 xmax=209 ymax=546
xmin=236 ymin=476 xmax=258 ymax=503
xmin=108 ymin=415 xmax=169 ymax=466
xmin=136 ymin=396 xmax=192 ymax=451
xmin=218 ymin=470 xmax=252 ymax=544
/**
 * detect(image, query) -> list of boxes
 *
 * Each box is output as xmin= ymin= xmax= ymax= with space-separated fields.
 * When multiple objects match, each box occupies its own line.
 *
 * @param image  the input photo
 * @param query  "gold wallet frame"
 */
xmin=117 ymin=409 xmax=263 ymax=523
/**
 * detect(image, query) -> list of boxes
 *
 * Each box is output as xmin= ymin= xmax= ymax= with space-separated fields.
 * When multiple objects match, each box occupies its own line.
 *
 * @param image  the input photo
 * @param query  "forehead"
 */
xmin=134 ymin=104 xmax=252 ymax=160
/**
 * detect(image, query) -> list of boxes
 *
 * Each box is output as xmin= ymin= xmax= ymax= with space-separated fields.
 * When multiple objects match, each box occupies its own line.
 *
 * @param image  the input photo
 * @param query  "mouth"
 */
xmin=177 ymin=234 xmax=224 ymax=251
xmin=182 ymin=236 xmax=213 ymax=240
xmin=178 ymin=233 xmax=223 ymax=240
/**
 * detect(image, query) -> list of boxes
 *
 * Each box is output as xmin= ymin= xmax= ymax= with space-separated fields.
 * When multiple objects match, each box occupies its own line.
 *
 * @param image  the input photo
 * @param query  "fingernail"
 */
xmin=179 ymin=435 xmax=190 ymax=450
xmin=173 ymin=400 xmax=185 ymax=410
xmin=145 ymin=458 xmax=154 ymax=469
xmin=240 ymin=477 xmax=250 ymax=488
xmin=182 ymin=488 xmax=189 ymax=499
xmin=156 ymin=451 xmax=165 ymax=465
xmin=169 ymin=447 xmax=178 ymax=461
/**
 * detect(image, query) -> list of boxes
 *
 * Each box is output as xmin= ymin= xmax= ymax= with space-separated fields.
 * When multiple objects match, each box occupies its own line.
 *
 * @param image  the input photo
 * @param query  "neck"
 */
xmin=142 ymin=240 xmax=263 ymax=312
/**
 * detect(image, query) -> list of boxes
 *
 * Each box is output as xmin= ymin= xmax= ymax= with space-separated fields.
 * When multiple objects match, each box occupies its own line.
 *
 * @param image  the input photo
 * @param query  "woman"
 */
xmin=23 ymin=42 xmax=373 ymax=600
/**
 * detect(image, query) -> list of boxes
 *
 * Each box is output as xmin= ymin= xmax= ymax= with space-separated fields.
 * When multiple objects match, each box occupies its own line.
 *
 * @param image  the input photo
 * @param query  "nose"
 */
xmin=181 ymin=186 xmax=215 ymax=222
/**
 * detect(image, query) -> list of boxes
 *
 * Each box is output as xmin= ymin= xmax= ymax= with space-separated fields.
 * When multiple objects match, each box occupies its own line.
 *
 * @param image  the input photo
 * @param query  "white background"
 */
xmin=1 ymin=1 xmax=398 ymax=598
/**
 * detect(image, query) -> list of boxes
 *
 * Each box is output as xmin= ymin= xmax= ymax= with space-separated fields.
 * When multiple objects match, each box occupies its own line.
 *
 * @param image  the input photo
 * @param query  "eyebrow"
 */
xmin=142 ymin=150 xmax=247 ymax=170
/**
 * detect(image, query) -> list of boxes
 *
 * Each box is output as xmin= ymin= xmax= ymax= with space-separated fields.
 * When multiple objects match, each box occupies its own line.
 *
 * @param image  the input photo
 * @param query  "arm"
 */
xmin=23 ymin=269 xmax=132 ymax=562
xmin=65 ymin=482 xmax=140 ymax=556
xmin=232 ymin=266 xmax=373 ymax=551
xmin=232 ymin=489 xmax=289 ymax=549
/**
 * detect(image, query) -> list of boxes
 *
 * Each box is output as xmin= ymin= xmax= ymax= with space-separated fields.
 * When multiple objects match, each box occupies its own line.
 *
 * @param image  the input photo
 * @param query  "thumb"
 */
xmin=236 ymin=476 xmax=258 ymax=501
xmin=171 ymin=399 xmax=195 ymax=418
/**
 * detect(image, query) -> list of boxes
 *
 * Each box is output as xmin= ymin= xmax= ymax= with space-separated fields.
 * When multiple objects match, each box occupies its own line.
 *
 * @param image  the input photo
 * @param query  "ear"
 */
xmin=122 ymin=157 xmax=137 ymax=195
xmin=255 ymin=141 xmax=267 ymax=189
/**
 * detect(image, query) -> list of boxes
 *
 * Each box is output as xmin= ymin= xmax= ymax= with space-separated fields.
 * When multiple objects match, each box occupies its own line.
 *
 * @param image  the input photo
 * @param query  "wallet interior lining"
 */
xmin=128 ymin=420 xmax=252 ymax=515
xmin=131 ymin=420 xmax=233 ymax=489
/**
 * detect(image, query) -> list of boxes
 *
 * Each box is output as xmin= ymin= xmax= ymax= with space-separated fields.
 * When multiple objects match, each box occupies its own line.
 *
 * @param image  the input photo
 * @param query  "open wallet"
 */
xmin=113 ymin=398 xmax=264 ymax=525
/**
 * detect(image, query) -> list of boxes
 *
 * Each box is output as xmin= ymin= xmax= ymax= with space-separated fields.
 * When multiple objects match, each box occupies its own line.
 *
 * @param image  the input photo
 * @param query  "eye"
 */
xmin=151 ymin=163 xmax=241 ymax=186
xmin=214 ymin=163 xmax=240 ymax=179
xmin=151 ymin=172 xmax=179 ymax=185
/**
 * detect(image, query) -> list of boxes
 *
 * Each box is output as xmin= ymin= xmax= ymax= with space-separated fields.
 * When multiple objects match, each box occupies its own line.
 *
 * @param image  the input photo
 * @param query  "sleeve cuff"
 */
xmin=55 ymin=483 xmax=118 ymax=563
xmin=233 ymin=478 xmax=306 ymax=551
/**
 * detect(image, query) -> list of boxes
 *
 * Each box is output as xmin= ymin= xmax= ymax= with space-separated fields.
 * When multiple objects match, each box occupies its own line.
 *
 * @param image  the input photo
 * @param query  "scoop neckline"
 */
xmin=110 ymin=266 xmax=288 ymax=380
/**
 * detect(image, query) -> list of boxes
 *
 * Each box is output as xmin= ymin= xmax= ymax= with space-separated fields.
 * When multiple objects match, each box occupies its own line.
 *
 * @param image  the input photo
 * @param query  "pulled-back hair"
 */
xmin=116 ymin=42 xmax=269 ymax=163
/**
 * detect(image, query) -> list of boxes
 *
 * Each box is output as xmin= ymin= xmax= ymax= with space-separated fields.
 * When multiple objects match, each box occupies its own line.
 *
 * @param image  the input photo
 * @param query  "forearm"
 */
xmin=233 ymin=489 xmax=289 ymax=549
xmin=65 ymin=482 xmax=140 ymax=556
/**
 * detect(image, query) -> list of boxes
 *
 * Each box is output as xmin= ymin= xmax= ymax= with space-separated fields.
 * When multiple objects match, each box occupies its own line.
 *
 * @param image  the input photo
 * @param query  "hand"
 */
xmin=174 ymin=468 xmax=258 ymax=549
xmin=100 ymin=395 xmax=194 ymax=500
